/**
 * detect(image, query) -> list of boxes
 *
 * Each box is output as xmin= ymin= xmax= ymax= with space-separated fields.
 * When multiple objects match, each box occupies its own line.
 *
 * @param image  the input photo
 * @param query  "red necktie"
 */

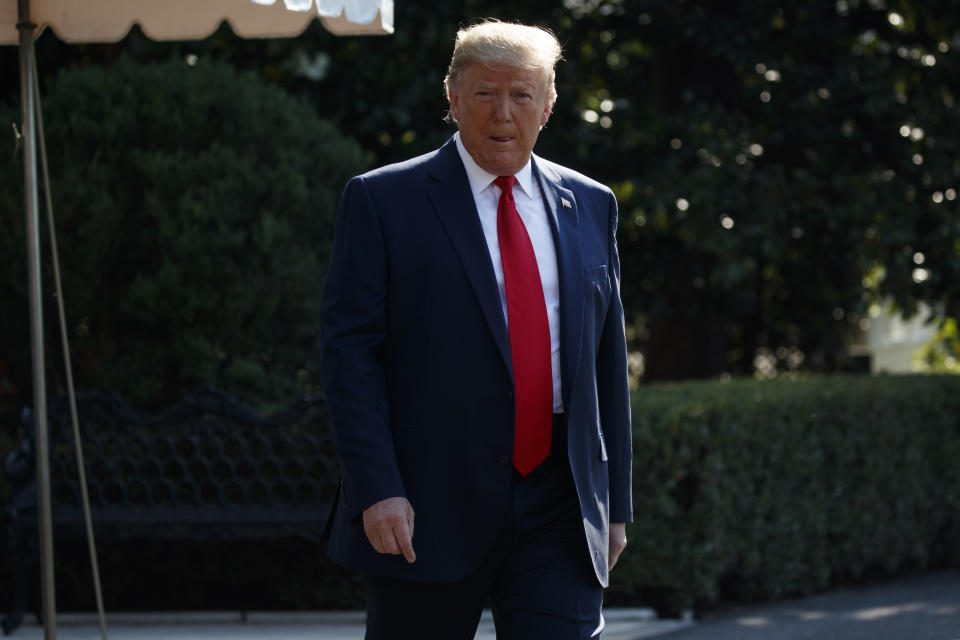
xmin=495 ymin=175 xmax=553 ymax=476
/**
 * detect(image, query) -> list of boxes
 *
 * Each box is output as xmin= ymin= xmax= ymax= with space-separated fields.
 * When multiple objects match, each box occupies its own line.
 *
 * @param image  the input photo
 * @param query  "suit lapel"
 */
xmin=533 ymin=156 xmax=583 ymax=409
xmin=426 ymin=139 xmax=513 ymax=376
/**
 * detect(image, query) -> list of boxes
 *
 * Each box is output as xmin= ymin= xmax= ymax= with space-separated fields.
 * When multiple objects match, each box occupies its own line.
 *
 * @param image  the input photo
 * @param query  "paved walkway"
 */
xmin=661 ymin=569 xmax=960 ymax=640
xmin=14 ymin=570 xmax=959 ymax=639
xmin=14 ymin=608 xmax=692 ymax=639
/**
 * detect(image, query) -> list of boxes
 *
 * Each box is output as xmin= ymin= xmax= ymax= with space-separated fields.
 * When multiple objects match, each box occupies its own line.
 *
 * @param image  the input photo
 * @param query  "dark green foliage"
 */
xmin=609 ymin=374 xmax=960 ymax=612
xmin=0 ymin=57 xmax=367 ymax=408
xmin=549 ymin=1 xmax=960 ymax=377
xmin=201 ymin=0 xmax=959 ymax=379
xmin=5 ymin=1 xmax=958 ymax=383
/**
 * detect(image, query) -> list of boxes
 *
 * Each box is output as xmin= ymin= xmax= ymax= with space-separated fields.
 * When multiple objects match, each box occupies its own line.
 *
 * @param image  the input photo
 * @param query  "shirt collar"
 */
xmin=454 ymin=132 xmax=537 ymax=200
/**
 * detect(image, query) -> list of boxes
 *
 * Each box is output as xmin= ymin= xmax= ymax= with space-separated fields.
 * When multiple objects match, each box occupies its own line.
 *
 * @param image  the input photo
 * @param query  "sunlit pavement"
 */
xmin=661 ymin=569 xmax=960 ymax=640
xmin=15 ymin=571 xmax=960 ymax=639
xmin=14 ymin=608 xmax=691 ymax=639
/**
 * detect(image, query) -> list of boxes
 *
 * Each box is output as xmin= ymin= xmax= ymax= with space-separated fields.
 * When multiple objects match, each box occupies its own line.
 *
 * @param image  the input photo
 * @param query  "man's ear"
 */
xmin=448 ymin=87 xmax=461 ymax=122
xmin=540 ymin=102 xmax=553 ymax=127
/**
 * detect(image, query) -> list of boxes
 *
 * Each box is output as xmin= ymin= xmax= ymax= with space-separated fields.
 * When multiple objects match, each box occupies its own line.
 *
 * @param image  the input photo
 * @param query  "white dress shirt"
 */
xmin=455 ymin=133 xmax=563 ymax=413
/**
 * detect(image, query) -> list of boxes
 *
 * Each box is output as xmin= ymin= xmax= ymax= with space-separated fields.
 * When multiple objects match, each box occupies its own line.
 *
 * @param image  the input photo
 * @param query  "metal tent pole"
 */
xmin=17 ymin=0 xmax=57 ymax=637
xmin=32 ymin=47 xmax=108 ymax=640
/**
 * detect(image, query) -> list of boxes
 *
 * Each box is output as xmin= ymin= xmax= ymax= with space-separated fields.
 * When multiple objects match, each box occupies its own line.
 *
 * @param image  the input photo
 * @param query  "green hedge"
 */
xmin=5 ymin=375 xmax=959 ymax=613
xmin=609 ymin=374 xmax=960 ymax=612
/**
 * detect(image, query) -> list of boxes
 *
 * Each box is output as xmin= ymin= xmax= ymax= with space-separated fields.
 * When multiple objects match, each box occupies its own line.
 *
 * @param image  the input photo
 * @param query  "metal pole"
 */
xmin=32 ymin=52 xmax=108 ymax=640
xmin=17 ymin=0 xmax=57 ymax=637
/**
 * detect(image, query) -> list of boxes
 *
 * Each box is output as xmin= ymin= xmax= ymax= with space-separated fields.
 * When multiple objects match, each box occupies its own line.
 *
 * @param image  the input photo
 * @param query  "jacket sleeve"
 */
xmin=320 ymin=175 xmax=406 ymax=521
xmin=597 ymin=190 xmax=634 ymax=524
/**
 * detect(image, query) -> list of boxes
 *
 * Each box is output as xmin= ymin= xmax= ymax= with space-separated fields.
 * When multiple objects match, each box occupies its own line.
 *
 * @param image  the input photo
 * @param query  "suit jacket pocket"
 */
xmin=584 ymin=264 xmax=608 ymax=284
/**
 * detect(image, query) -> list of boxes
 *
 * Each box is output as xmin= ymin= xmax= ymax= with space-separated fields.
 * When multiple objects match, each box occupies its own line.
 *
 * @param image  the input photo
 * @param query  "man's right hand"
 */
xmin=362 ymin=496 xmax=416 ymax=563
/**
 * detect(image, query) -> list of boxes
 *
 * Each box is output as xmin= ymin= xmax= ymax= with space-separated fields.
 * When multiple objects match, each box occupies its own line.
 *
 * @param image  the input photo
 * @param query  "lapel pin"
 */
xmin=561 ymin=197 xmax=572 ymax=209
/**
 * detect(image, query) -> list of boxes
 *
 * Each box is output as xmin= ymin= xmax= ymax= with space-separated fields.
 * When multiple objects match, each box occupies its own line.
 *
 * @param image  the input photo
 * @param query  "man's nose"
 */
xmin=492 ymin=95 xmax=512 ymax=122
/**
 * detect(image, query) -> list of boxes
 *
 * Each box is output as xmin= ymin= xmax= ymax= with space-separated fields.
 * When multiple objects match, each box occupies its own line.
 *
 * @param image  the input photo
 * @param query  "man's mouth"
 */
xmin=490 ymin=136 xmax=514 ymax=143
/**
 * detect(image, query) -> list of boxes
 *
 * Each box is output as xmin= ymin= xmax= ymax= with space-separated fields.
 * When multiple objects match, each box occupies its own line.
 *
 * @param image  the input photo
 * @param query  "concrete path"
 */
xmin=659 ymin=569 xmax=960 ymax=640
xmin=14 ymin=570 xmax=959 ymax=639
xmin=14 ymin=608 xmax=692 ymax=639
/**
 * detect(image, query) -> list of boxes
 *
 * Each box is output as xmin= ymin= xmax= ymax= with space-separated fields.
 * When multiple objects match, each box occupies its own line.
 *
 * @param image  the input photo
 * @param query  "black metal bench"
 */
xmin=2 ymin=388 xmax=338 ymax=635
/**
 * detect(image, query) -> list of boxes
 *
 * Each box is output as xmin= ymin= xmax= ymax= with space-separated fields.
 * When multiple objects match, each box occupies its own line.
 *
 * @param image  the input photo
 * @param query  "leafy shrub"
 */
xmin=610 ymin=374 xmax=960 ymax=613
xmin=0 ymin=56 xmax=368 ymax=410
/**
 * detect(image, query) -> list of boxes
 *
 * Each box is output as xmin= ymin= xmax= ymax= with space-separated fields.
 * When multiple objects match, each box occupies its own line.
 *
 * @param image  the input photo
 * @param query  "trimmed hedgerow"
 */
xmin=4 ymin=375 xmax=958 ymax=613
xmin=609 ymin=374 xmax=960 ymax=613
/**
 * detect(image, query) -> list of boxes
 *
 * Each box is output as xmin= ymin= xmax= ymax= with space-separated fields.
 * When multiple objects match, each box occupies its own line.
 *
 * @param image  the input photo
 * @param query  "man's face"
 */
xmin=448 ymin=63 xmax=553 ymax=177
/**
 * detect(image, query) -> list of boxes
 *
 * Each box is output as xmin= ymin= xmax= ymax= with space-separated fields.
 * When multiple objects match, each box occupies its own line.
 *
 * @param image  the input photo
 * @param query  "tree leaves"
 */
xmin=0 ymin=57 xmax=366 ymax=408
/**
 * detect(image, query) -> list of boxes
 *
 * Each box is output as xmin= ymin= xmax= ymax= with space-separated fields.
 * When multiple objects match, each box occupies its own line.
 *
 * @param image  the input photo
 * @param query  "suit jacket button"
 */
xmin=499 ymin=454 xmax=510 ymax=465
xmin=506 ymin=390 xmax=513 ymax=399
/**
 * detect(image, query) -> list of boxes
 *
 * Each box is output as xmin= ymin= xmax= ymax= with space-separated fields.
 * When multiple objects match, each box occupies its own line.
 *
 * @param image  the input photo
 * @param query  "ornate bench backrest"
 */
xmin=10 ymin=389 xmax=338 ymax=518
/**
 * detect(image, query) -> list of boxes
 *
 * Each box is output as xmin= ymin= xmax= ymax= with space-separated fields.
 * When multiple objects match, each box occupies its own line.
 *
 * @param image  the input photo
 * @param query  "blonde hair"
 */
xmin=444 ymin=20 xmax=562 ymax=116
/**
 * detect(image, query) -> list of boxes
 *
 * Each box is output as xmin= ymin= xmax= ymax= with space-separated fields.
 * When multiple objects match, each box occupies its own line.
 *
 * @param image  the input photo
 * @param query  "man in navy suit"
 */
xmin=321 ymin=20 xmax=632 ymax=639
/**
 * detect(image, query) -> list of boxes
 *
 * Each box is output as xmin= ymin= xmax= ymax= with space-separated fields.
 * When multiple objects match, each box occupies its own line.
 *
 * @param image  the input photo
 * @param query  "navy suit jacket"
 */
xmin=320 ymin=136 xmax=632 ymax=587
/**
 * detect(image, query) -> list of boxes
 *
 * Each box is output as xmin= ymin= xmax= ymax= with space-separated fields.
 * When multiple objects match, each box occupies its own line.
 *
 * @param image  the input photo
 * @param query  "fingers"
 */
xmin=395 ymin=522 xmax=417 ymax=563
xmin=362 ymin=497 xmax=417 ymax=563
xmin=608 ymin=523 xmax=627 ymax=572
xmin=608 ymin=541 xmax=626 ymax=571
xmin=399 ymin=500 xmax=416 ymax=562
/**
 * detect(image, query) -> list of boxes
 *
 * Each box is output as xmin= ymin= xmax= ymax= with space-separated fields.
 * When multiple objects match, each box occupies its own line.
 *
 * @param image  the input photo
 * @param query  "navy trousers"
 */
xmin=364 ymin=415 xmax=604 ymax=639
